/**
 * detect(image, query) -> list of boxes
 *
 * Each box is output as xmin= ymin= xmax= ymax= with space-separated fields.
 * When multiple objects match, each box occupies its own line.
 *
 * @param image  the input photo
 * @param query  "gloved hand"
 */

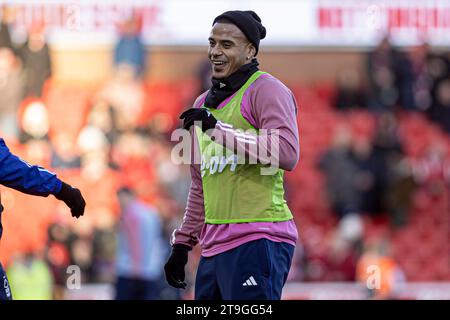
xmin=180 ymin=108 xmax=217 ymax=132
xmin=55 ymin=182 xmax=86 ymax=218
xmin=164 ymin=244 xmax=190 ymax=289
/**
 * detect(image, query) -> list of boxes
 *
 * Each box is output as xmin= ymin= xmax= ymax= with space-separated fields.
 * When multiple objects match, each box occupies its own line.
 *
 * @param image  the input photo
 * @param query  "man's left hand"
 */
xmin=55 ymin=182 xmax=86 ymax=218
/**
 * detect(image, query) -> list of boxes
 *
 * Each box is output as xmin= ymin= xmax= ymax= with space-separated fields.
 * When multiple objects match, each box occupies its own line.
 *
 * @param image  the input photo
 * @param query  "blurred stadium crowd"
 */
xmin=0 ymin=10 xmax=448 ymax=300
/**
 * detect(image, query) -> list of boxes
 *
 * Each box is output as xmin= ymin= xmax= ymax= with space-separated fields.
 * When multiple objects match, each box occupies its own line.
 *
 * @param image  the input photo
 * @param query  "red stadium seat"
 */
xmin=44 ymin=82 xmax=92 ymax=142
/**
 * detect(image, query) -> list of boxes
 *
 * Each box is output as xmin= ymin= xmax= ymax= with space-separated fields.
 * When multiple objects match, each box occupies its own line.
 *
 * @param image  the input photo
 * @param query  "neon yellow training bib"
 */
xmin=196 ymin=71 xmax=293 ymax=224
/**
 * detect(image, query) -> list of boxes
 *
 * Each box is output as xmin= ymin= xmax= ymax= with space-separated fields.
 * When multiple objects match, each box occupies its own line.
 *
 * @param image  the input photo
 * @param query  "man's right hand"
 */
xmin=164 ymin=244 xmax=190 ymax=289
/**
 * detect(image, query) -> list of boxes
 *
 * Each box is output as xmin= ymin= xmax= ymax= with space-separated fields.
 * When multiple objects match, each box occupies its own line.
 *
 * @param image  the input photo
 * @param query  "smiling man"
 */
xmin=164 ymin=10 xmax=300 ymax=300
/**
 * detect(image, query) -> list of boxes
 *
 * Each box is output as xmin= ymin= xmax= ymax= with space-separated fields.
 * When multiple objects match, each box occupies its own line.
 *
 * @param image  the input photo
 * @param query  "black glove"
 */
xmin=180 ymin=108 xmax=217 ymax=132
xmin=55 ymin=182 xmax=86 ymax=218
xmin=164 ymin=244 xmax=190 ymax=289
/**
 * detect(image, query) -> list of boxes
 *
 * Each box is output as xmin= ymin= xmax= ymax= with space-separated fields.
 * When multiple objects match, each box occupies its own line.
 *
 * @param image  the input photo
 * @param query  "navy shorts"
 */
xmin=195 ymin=239 xmax=294 ymax=300
xmin=0 ymin=263 xmax=12 ymax=300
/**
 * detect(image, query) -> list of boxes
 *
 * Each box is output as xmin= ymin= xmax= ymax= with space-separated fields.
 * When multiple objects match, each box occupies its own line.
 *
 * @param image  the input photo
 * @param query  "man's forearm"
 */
xmin=171 ymin=164 xmax=205 ymax=248
xmin=0 ymin=139 xmax=61 ymax=196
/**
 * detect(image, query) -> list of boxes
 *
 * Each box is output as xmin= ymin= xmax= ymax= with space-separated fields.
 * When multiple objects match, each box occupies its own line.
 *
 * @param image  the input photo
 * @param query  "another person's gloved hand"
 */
xmin=55 ymin=182 xmax=86 ymax=218
xmin=164 ymin=244 xmax=190 ymax=289
xmin=180 ymin=108 xmax=217 ymax=132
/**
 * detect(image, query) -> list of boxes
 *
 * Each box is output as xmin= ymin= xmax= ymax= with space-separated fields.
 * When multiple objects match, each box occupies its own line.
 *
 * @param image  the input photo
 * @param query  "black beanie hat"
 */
xmin=213 ymin=10 xmax=266 ymax=55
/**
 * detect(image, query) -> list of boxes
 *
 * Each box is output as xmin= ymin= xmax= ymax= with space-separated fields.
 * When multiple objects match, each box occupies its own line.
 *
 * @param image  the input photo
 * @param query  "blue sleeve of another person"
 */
xmin=0 ymin=138 xmax=61 ymax=196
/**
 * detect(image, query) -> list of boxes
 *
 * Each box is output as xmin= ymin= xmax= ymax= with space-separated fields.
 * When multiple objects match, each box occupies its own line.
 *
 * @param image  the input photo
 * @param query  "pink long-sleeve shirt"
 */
xmin=172 ymin=73 xmax=300 ymax=257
